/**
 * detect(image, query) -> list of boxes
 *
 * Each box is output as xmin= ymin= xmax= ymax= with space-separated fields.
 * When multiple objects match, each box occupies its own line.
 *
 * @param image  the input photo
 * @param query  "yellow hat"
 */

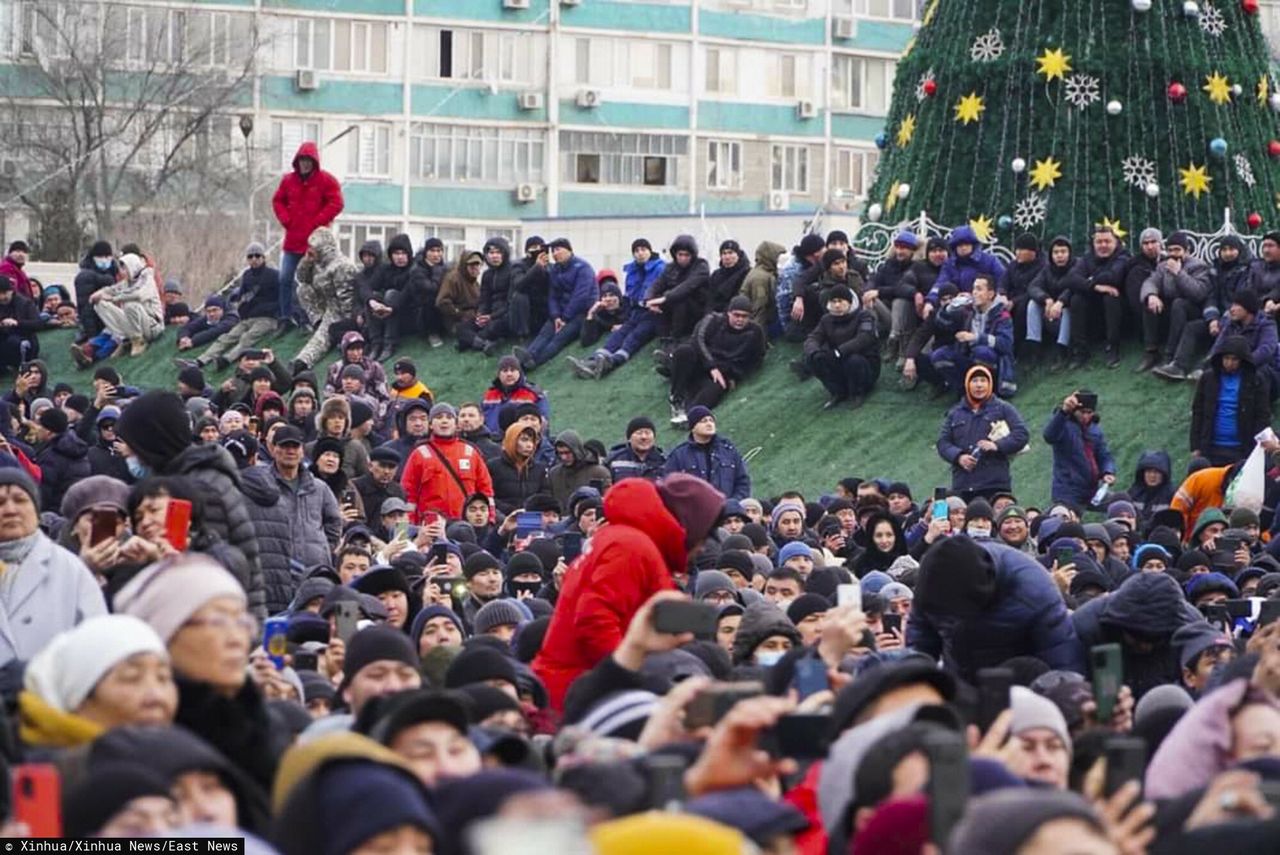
xmin=590 ymin=811 xmax=753 ymax=855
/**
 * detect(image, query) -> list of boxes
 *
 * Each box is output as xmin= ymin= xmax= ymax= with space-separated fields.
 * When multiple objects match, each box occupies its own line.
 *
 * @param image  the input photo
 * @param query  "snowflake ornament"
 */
xmin=970 ymin=29 xmax=1005 ymax=62
xmin=1121 ymin=155 xmax=1157 ymax=189
xmin=1200 ymin=3 xmax=1227 ymax=37
xmin=915 ymin=68 xmax=936 ymax=102
xmin=1063 ymin=74 xmax=1101 ymax=109
xmin=1014 ymin=195 xmax=1048 ymax=230
xmin=1235 ymin=153 xmax=1257 ymax=188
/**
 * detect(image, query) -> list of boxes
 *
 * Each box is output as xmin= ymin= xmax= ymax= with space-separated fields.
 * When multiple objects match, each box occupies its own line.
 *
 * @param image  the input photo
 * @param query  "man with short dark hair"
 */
xmin=1143 ymin=231 xmax=1213 ymax=380
xmin=0 ymin=240 xmax=35 ymax=301
xmin=32 ymin=406 xmax=89 ymax=511
xmin=0 ymin=274 xmax=42 ymax=373
xmin=1069 ymin=225 xmax=1132 ymax=368
xmin=664 ymin=406 xmax=751 ymax=500
xmin=514 ymin=238 xmax=596 ymax=371
xmin=1044 ymin=389 xmax=1116 ymax=509
xmin=355 ymin=447 xmax=406 ymax=529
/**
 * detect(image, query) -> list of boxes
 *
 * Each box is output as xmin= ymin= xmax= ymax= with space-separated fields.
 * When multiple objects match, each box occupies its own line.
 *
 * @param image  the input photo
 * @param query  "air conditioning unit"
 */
xmin=515 ymin=183 xmax=538 ymax=203
xmin=796 ymin=99 xmax=817 ymax=119
xmin=767 ymin=191 xmax=789 ymax=211
xmin=503 ymin=0 xmax=530 ymax=9
xmin=576 ymin=89 xmax=602 ymax=108
xmin=833 ymin=17 xmax=857 ymax=40
xmin=517 ymin=91 xmax=544 ymax=111
xmin=295 ymin=69 xmax=319 ymax=91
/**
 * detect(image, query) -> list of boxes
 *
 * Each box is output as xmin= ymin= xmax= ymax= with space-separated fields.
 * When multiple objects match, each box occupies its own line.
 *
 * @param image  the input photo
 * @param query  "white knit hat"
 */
xmin=1011 ymin=685 xmax=1072 ymax=753
xmin=24 ymin=615 xmax=167 ymax=712
xmin=114 ymin=555 xmax=247 ymax=643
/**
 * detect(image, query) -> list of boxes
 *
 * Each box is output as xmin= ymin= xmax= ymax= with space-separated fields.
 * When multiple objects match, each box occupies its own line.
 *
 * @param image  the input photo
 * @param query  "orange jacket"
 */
xmin=400 ymin=435 xmax=493 ymax=522
xmin=1171 ymin=464 xmax=1232 ymax=536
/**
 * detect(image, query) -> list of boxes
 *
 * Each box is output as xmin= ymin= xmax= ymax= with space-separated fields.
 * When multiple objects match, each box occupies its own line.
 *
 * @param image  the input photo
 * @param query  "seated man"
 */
xmin=176 ymin=242 xmax=279 ymax=371
xmin=802 ymin=285 xmax=880 ymax=410
xmin=175 ymin=296 xmax=237 ymax=356
xmin=667 ymin=295 xmax=766 ymax=425
xmin=291 ymin=227 xmax=358 ymax=374
xmin=568 ymin=240 xmax=665 ymax=379
xmin=363 ymin=233 xmax=427 ymax=362
xmin=513 ymin=238 xmax=596 ymax=371
xmin=458 ymin=237 xmax=517 ymax=356
xmin=1141 ymin=231 xmax=1212 ymax=380
xmin=918 ymin=275 xmax=1015 ymax=399
xmin=646 ymin=234 xmax=710 ymax=350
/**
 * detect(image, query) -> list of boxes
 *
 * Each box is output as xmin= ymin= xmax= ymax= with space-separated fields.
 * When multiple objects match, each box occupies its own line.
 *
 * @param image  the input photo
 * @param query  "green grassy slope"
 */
xmin=37 ymin=326 xmax=1198 ymax=505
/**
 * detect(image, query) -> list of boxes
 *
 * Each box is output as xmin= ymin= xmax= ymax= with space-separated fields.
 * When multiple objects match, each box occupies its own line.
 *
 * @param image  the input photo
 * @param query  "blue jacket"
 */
xmin=1043 ymin=408 xmax=1116 ymax=507
xmin=606 ymin=442 xmax=667 ymax=483
xmin=936 ymin=395 xmax=1029 ymax=494
xmin=549 ymin=254 xmax=597 ymax=322
xmin=623 ymin=257 xmax=665 ymax=305
xmin=906 ymin=540 xmax=1086 ymax=681
xmin=1209 ymin=313 xmax=1279 ymax=374
xmin=928 ymin=226 xmax=1007 ymax=303
xmin=663 ymin=434 xmax=751 ymax=500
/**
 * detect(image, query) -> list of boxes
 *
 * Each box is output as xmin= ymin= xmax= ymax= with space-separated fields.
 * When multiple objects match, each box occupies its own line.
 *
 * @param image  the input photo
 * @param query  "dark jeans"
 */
xmin=1204 ymin=445 xmax=1247 ymax=466
xmin=0 ymin=332 xmax=38 ymax=373
xmin=919 ymin=344 xmax=999 ymax=394
xmin=1142 ymin=297 xmax=1198 ymax=359
xmin=278 ymin=251 xmax=304 ymax=322
xmin=657 ymin=300 xmax=703 ymax=341
xmin=1073 ymin=289 xmax=1123 ymax=349
xmin=74 ymin=283 xmax=104 ymax=343
xmin=1171 ymin=319 xmax=1212 ymax=370
xmin=599 ymin=312 xmax=658 ymax=362
xmin=670 ymin=343 xmax=728 ymax=409
xmin=459 ymin=314 xmax=517 ymax=350
xmin=526 ymin=317 xmax=583 ymax=365
xmin=366 ymin=288 xmax=403 ymax=348
xmin=806 ymin=350 xmax=879 ymax=399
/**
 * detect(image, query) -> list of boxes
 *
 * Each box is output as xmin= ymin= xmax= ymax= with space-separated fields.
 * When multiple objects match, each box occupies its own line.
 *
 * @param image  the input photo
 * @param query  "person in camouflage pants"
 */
xmin=291 ymin=227 xmax=357 ymax=372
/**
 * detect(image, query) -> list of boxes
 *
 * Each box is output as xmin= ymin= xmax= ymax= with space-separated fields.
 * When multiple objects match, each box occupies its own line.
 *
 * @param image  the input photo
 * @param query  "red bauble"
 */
xmin=1168 ymin=81 xmax=1188 ymax=102
xmin=1243 ymin=0 xmax=1260 ymax=16
xmin=923 ymin=79 xmax=938 ymax=97
xmin=1269 ymin=140 xmax=1280 ymax=158
xmin=1248 ymin=212 xmax=1263 ymax=229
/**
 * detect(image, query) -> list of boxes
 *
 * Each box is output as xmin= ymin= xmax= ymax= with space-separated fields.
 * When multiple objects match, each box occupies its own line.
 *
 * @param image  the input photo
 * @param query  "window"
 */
xmin=832 ymin=54 xmax=896 ymax=112
xmin=410 ymin=124 xmax=545 ymax=184
xmin=294 ymin=18 xmax=330 ymax=70
xmin=418 ymin=27 xmax=537 ymax=84
xmin=705 ymin=47 xmax=735 ymax=95
xmin=571 ymin=36 xmax=680 ymax=91
xmin=337 ymin=223 xmax=399 ymax=260
xmin=12 ymin=2 xmax=102 ymax=60
xmin=420 ymin=224 xmax=466 ymax=261
xmin=574 ymin=37 xmax=591 ymax=85
xmin=271 ymin=119 xmax=321 ymax=173
xmin=185 ymin=10 xmax=249 ymax=68
xmin=833 ymin=147 xmax=879 ymax=197
xmin=844 ymin=0 xmax=918 ymax=21
xmin=767 ymin=54 xmax=799 ymax=99
xmin=771 ymin=144 xmax=808 ymax=193
xmin=629 ymin=42 xmax=672 ymax=90
xmin=560 ymin=131 xmax=686 ymax=187
xmin=348 ymin=125 xmax=391 ymax=178
xmin=706 ymin=140 xmax=743 ymax=190
xmin=296 ymin=17 xmax=387 ymax=74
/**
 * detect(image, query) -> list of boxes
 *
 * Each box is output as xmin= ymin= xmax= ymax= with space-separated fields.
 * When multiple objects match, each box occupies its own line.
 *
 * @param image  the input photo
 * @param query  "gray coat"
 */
xmin=241 ymin=464 xmax=342 ymax=614
xmin=0 ymin=533 xmax=106 ymax=666
xmin=1140 ymin=255 xmax=1212 ymax=305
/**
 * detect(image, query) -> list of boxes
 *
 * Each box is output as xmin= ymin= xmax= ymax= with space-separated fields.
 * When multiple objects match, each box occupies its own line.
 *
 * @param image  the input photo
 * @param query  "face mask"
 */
xmin=774 ymin=597 xmax=795 ymax=613
xmin=755 ymin=649 xmax=786 ymax=668
xmin=126 ymin=456 xmax=151 ymax=479
xmin=94 ymin=257 xmax=112 ymax=271
xmin=967 ymin=524 xmax=992 ymax=538
xmin=509 ymin=580 xmax=542 ymax=598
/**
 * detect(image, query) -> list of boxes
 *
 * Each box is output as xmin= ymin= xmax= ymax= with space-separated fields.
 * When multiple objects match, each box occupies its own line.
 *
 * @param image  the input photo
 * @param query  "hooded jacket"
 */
xmin=1208 ymin=310 xmax=1279 ymax=373
xmin=1190 ymin=336 xmax=1271 ymax=454
xmin=271 ymin=141 xmax=345 ymax=255
xmin=478 ymin=237 xmax=514 ymax=320
xmin=354 ymin=238 xmax=384 ymax=294
xmin=437 ymin=252 xmax=481 ymax=326
xmin=1128 ymin=450 xmax=1175 ymax=518
xmin=1204 ymin=236 xmax=1256 ymax=320
xmin=664 ymin=433 xmax=751 ymax=501
xmin=549 ymin=252 xmax=598 ymax=322
xmin=1002 ymin=250 xmax=1046 ymax=301
xmin=100 ymin=253 xmax=163 ymax=326
xmin=1070 ymin=573 xmax=1204 ymax=699
xmin=533 ymin=478 xmax=686 ymax=709
xmin=480 ymin=369 xmax=550 ymax=437
xmin=486 ymin=424 xmax=551 ymax=515
xmin=936 ymin=368 xmax=1030 ymax=494
xmin=34 ymin=430 xmax=90 ymax=512
xmin=400 ymin=432 xmax=494 ymax=521
xmin=548 ymin=430 xmax=611 ymax=512
xmin=1026 ymin=237 xmax=1084 ymax=305
xmin=731 ymin=601 xmax=803 ymax=665
xmin=365 ymin=235 xmax=427 ymax=313
xmin=623 ymin=255 xmax=665 ymax=306
xmin=928 ymin=227 xmax=1007 ymax=303
xmin=648 ymin=235 xmax=711 ymax=315
xmin=742 ymin=240 xmax=785 ymax=329
xmin=241 ymin=464 xmax=343 ymax=614
xmin=906 ymin=540 xmax=1085 ymax=681
xmin=324 ymin=331 xmax=390 ymax=404
xmin=294 ymin=227 xmax=357 ymax=316
xmin=1172 ymin=463 xmax=1234 ymax=536
xmin=707 ymin=245 xmax=751 ymax=313
xmin=1043 ymin=407 xmax=1116 ymax=507
xmin=0 ymin=254 xmax=34 ymax=302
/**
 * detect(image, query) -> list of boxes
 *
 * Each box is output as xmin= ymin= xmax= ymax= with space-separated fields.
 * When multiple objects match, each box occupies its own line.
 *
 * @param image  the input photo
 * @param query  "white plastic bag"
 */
xmin=1225 ymin=442 xmax=1266 ymax=512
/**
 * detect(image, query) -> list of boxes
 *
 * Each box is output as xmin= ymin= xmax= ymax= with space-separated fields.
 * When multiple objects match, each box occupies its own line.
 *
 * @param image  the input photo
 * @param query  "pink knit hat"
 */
xmin=114 ymin=554 xmax=247 ymax=642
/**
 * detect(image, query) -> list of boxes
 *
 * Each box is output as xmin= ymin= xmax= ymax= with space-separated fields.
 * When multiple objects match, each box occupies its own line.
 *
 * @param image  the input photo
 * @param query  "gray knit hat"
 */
xmin=949 ymin=789 xmax=1104 ymax=855
xmin=1139 ymin=227 xmax=1163 ymax=245
xmin=429 ymin=402 xmax=457 ymax=420
xmin=473 ymin=599 xmax=525 ymax=636
xmin=245 ymin=241 xmax=266 ymax=257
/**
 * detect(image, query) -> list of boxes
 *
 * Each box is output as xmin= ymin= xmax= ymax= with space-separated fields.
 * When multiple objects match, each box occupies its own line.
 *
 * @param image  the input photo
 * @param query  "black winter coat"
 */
xmin=233 ymin=265 xmax=281 ymax=321
xmin=871 ymin=256 xmax=916 ymax=302
xmin=34 ymin=430 xmax=90 ymax=512
xmin=1002 ymin=256 xmax=1046 ymax=300
xmin=802 ymin=308 xmax=878 ymax=359
xmin=1028 ymin=254 xmax=1085 ymax=305
xmin=174 ymin=677 xmax=290 ymax=794
xmin=479 ymin=237 xmax=515 ymax=320
xmin=707 ymin=257 xmax=751 ymax=313
xmin=1190 ymin=346 xmax=1271 ymax=454
xmin=240 ymin=465 xmax=341 ymax=614
xmin=899 ymin=260 xmax=941 ymax=300
xmin=0 ymin=292 xmax=42 ymax=334
xmin=486 ymin=453 xmax=551 ymax=516
xmin=649 ymin=258 xmax=711 ymax=310
xmin=87 ymin=440 xmax=131 ymax=483
xmin=352 ymin=472 xmax=404 ymax=530
xmin=693 ymin=313 xmax=766 ymax=382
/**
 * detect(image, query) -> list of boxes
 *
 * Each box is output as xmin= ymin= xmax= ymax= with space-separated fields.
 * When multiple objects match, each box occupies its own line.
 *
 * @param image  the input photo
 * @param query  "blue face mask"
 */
xmin=126 ymin=456 xmax=150 ymax=479
xmin=94 ymin=257 xmax=112 ymax=271
xmin=755 ymin=649 xmax=786 ymax=668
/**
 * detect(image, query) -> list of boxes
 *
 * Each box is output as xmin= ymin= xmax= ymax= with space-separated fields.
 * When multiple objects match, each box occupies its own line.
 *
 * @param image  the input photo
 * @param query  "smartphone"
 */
xmin=12 ymin=764 xmax=62 ymax=838
xmin=1201 ymin=603 xmax=1231 ymax=633
xmin=1260 ymin=780 xmax=1280 ymax=808
xmin=426 ymin=543 xmax=451 ymax=567
xmin=561 ymin=532 xmax=583 ymax=563
xmin=90 ymin=507 xmax=119 ymax=546
xmin=976 ymin=667 xmax=1014 ymax=734
xmin=1103 ymin=736 xmax=1147 ymax=798
xmin=515 ymin=511 xmax=543 ymax=536
xmin=393 ymin=519 xmax=409 ymax=541
xmin=763 ymin=714 xmax=831 ymax=760
xmin=1218 ymin=536 xmax=1242 ymax=556
xmin=1055 ymin=546 xmax=1075 ymax=567
xmin=923 ymin=730 xmax=970 ymax=846
xmin=422 ymin=511 xmax=441 ymax=528
xmin=432 ymin=575 xmax=465 ymax=601
xmin=881 ymin=612 xmax=903 ymax=635
xmin=684 ymin=682 xmax=764 ymax=730
xmin=164 ymin=497 xmax=193 ymax=552
xmin=1091 ymin=643 xmax=1123 ymax=723
xmin=263 ymin=616 xmax=289 ymax=669
xmin=1224 ymin=599 xmax=1256 ymax=619
xmin=791 ymin=656 xmax=829 ymax=701
xmin=1258 ymin=599 xmax=1280 ymax=627
xmin=334 ymin=601 xmax=361 ymax=644
xmin=342 ymin=488 xmax=358 ymax=507
xmin=932 ymin=487 xmax=949 ymax=521
xmin=837 ymin=582 xmax=862 ymax=611
xmin=1076 ymin=392 xmax=1099 ymax=411
xmin=293 ymin=651 xmax=318 ymax=672
xmin=651 ymin=600 xmax=719 ymax=637
xmin=641 ymin=754 xmax=687 ymax=811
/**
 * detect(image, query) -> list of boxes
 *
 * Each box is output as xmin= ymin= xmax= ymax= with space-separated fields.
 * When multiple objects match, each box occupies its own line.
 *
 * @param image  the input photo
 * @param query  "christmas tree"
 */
xmin=865 ymin=0 xmax=1280 ymax=245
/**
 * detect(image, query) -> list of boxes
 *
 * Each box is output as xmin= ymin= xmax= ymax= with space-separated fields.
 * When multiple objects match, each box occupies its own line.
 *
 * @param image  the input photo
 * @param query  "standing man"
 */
xmin=514 ymin=238 xmax=596 ymax=371
xmin=400 ymin=403 xmax=494 ymax=521
xmin=936 ymin=365 xmax=1029 ymax=501
xmin=0 ymin=240 xmax=35 ymax=302
xmin=1189 ymin=335 xmax=1271 ymax=465
xmin=606 ymin=416 xmax=666 ymax=483
xmin=271 ymin=141 xmax=344 ymax=331
xmin=0 ymin=275 xmax=42 ymax=373
xmin=1043 ymin=390 xmax=1116 ymax=509
xmin=663 ymin=406 xmax=751 ymax=500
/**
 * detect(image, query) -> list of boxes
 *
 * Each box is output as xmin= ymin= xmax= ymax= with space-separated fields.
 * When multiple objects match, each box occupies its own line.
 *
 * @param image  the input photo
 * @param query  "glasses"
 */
xmin=183 ymin=612 xmax=257 ymax=635
xmin=246 ymin=254 xmax=264 ymax=259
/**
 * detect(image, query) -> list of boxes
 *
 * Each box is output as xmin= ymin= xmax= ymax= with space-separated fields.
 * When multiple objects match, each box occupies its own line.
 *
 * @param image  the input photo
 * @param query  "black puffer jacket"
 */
xmin=648 ymin=235 xmax=711 ymax=311
xmin=353 ymin=238 xmax=384 ymax=303
xmin=234 ymin=263 xmax=281 ymax=321
xmin=479 ymin=237 xmax=514 ymax=320
xmin=487 ymin=453 xmax=551 ymax=516
xmin=34 ymin=430 xmax=90 ymax=512
xmin=1028 ymin=237 xmax=1085 ymax=305
xmin=707 ymin=244 xmax=751 ymax=313
xmin=694 ymin=312 xmax=767 ymax=382
xmin=240 ymin=465 xmax=342 ymax=615
xmin=367 ymin=234 xmax=428 ymax=309
xmin=1190 ymin=336 xmax=1271 ymax=454
xmin=162 ymin=443 xmax=266 ymax=619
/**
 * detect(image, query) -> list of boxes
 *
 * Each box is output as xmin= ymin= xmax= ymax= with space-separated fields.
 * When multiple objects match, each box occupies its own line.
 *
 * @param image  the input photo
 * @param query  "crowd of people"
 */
xmin=0 ymin=142 xmax=1274 ymax=854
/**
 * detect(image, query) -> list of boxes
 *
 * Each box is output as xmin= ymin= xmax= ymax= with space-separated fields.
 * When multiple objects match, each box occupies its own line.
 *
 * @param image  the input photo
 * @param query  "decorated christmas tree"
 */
xmin=865 ymin=0 xmax=1280 ymax=245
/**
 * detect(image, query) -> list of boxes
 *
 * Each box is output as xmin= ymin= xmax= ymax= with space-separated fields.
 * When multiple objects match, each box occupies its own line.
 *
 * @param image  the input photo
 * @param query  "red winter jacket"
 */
xmin=271 ymin=142 xmax=344 ymax=254
xmin=400 ymin=434 xmax=493 ymax=522
xmin=532 ymin=478 xmax=685 ymax=711
xmin=0 ymin=257 xmax=35 ymax=302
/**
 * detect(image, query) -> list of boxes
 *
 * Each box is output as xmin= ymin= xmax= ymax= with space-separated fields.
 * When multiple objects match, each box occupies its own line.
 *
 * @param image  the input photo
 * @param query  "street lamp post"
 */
xmin=238 ymin=114 xmax=254 ymax=238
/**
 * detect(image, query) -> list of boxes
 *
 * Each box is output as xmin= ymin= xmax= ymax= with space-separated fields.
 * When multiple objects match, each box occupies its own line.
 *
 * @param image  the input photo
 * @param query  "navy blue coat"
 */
xmin=906 ymin=540 xmax=1086 ymax=682
xmin=663 ymin=435 xmax=751 ymax=500
xmin=549 ymin=255 xmax=597 ymax=322
xmin=936 ymin=396 xmax=1029 ymax=494
xmin=1043 ymin=408 xmax=1116 ymax=507
xmin=606 ymin=442 xmax=667 ymax=483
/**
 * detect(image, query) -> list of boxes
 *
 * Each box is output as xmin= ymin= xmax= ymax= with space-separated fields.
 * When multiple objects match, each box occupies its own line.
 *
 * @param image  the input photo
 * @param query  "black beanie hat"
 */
xmin=64 ymin=394 xmax=91 ymax=415
xmin=339 ymin=625 xmax=420 ymax=694
xmin=821 ymin=248 xmax=847 ymax=270
xmin=37 ymin=407 xmax=68 ymax=434
xmin=89 ymin=240 xmax=113 ymax=258
xmin=178 ymin=365 xmax=205 ymax=390
xmin=631 ymin=238 xmax=652 ymax=253
xmin=1014 ymin=233 xmax=1040 ymax=252
xmin=719 ymin=239 xmax=743 ymax=255
xmin=915 ymin=536 xmax=998 ymax=616
xmin=787 ymin=593 xmax=830 ymax=626
xmin=63 ymin=764 xmax=171 ymax=839
xmin=444 ymin=646 xmax=519 ymax=690
xmin=115 ymin=390 xmax=192 ymax=470
xmin=248 ymin=366 xmax=273 ymax=383
xmin=1232 ymin=288 xmax=1261 ymax=316
xmin=626 ymin=416 xmax=656 ymax=438
xmin=463 ymin=550 xmax=502 ymax=580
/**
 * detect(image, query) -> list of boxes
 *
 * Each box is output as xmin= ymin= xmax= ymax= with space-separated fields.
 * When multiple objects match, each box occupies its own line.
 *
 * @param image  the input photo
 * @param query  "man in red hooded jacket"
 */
xmin=533 ymin=472 xmax=725 ymax=710
xmin=272 ymin=141 xmax=344 ymax=331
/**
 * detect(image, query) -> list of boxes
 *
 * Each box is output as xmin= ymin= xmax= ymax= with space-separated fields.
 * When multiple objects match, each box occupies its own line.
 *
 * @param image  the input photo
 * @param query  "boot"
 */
xmin=568 ymin=355 xmax=598 ymax=379
xmin=129 ymin=337 xmax=148 ymax=357
xmin=882 ymin=336 xmax=899 ymax=363
xmin=1104 ymin=345 xmax=1120 ymax=369
xmin=1152 ymin=361 xmax=1187 ymax=381
xmin=70 ymin=342 xmax=93 ymax=369
xmin=1048 ymin=346 xmax=1068 ymax=374
xmin=1133 ymin=351 xmax=1159 ymax=373
xmin=1067 ymin=348 xmax=1089 ymax=370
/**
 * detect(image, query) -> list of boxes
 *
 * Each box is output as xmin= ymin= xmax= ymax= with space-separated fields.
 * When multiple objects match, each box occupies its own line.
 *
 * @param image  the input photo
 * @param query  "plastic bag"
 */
xmin=1225 ymin=442 xmax=1266 ymax=512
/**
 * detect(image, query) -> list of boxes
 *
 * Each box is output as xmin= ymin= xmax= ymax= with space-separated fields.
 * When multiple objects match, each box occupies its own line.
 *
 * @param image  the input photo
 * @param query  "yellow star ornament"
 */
xmin=1029 ymin=156 xmax=1063 ymax=191
xmin=885 ymin=181 xmax=901 ymax=214
xmin=954 ymin=92 xmax=985 ymax=125
xmin=968 ymin=215 xmax=995 ymax=243
xmin=1204 ymin=71 xmax=1232 ymax=105
xmin=1179 ymin=162 xmax=1212 ymax=199
xmin=1259 ymin=75 xmax=1271 ymax=105
xmin=1095 ymin=218 xmax=1128 ymax=240
xmin=1035 ymin=48 xmax=1072 ymax=82
xmin=896 ymin=114 xmax=917 ymax=147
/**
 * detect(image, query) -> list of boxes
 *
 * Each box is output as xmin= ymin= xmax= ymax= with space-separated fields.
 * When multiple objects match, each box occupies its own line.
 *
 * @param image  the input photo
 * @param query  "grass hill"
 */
xmin=36 ymin=325 xmax=1198 ymax=505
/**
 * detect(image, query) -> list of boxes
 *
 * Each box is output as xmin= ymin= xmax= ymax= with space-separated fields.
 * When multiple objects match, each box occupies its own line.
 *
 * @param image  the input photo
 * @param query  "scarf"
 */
xmin=0 ymin=530 xmax=41 ymax=568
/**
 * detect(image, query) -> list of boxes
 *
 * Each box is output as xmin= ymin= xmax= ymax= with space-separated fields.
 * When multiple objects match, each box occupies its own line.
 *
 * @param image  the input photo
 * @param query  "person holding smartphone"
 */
xmin=1044 ymin=389 xmax=1117 ymax=509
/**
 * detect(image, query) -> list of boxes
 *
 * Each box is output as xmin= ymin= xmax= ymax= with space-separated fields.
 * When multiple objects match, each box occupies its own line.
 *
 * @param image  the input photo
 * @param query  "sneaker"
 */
xmin=591 ymin=357 xmax=608 ymax=380
xmin=173 ymin=357 xmax=199 ymax=370
xmin=1104 ymin=346 xmax=1120 ymax=369
xmin=1152 ymin=362 xmax=1187 ymax=381
xmin=428 ymin=334 xmax=444 ymax=348
xmin=567 ymin=356 xmax=597 ymax=379
xmin=669 ymin=405 xmax=687 ymax=426
xmin=822 ymin=396 xmax=846 ymax=411
xmin=512 ymin=346 xmax=536 ymax=371
xmin=653 ymin=350 xmax=673 ymax=377
xmin=1133 ymin=352 xmax=1159 ymax=374
xmin=1187 ymin=368 xmax=1204 ymax=383
xmin=70 ymin=342 xmax=93 ymax=369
